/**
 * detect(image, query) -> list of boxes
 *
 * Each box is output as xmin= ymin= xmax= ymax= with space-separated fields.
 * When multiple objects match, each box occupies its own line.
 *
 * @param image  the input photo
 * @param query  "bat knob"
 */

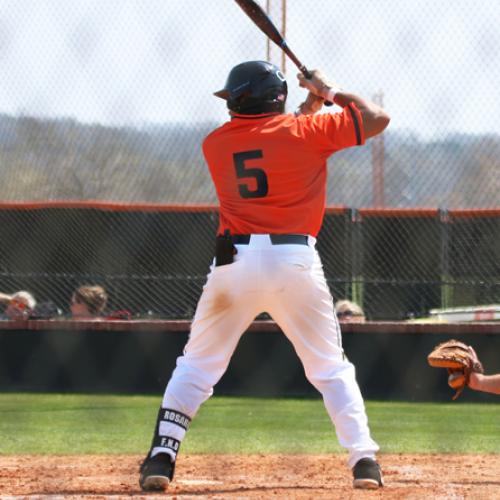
xmin=302 ymin=68 xmax=312 ymax=80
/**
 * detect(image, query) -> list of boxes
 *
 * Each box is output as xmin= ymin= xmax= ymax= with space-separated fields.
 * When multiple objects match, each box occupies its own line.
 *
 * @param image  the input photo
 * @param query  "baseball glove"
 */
xmin=427 ymin=339 xmax=484 ymax=400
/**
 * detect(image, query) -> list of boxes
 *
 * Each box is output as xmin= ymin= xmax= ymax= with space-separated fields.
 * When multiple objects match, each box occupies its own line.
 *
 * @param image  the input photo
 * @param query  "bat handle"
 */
xmin=300 ymin=65 xmax=333 ymax=107
xmin=300 ymin=66 xmax=312 ymax=80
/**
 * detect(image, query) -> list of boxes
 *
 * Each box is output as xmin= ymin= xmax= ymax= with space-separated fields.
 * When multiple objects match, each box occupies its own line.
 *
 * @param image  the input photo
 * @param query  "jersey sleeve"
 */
xmin=300 ymin=102 xmax=365 ymax=157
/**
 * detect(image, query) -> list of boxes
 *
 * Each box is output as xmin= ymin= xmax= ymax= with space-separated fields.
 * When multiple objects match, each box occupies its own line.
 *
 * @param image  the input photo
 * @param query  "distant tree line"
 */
xmin=0 ymin=114 xmax=498 ymax=208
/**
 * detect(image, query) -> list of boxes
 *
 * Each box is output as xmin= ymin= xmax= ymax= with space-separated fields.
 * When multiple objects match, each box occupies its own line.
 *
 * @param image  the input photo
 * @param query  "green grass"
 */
xmin=0 ymin=393 xmax=499 ymax=455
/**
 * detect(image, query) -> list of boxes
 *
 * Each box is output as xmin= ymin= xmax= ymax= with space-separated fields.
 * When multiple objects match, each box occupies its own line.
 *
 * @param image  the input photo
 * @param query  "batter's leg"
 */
xmin=147 ymin=262 xmax=261 ymax=462
xmin=267 ymin=251 xmax=379 ymax=469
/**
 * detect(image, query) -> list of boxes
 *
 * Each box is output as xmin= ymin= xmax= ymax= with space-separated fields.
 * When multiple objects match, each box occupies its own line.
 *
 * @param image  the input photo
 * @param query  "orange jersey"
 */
xmin=202 ymin=104 xmax=365 ymax=237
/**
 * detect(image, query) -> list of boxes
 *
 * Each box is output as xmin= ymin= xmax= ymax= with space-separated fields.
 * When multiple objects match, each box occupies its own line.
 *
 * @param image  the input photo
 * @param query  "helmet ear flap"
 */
xmin=227 ymin=92 xmax=250 ymax=114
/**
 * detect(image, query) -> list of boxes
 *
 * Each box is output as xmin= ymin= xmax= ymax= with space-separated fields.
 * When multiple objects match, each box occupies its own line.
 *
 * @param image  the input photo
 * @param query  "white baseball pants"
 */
xmin=155 ymin=234 xmax=379 ymax=468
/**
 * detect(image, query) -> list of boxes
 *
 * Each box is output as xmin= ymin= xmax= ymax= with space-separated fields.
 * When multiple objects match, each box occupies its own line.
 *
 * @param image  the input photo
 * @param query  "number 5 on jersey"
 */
xmin=233 ymin=150 xmax=268 ymax=199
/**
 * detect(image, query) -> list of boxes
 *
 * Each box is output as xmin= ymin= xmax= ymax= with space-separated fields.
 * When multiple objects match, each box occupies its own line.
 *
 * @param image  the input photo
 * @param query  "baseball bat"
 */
xmin=233 ymin=0 xmax=333 ymax=106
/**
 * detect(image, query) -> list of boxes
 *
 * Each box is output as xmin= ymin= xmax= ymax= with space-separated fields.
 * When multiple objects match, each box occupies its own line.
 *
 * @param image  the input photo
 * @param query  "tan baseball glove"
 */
xmin=427 ymin=339 xmax=484 ymax=400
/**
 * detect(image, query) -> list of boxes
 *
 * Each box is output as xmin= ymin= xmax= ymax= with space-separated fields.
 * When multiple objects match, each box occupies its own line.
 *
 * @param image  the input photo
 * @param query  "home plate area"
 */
xmin=1 ymin=454 xmax=499 ymax=499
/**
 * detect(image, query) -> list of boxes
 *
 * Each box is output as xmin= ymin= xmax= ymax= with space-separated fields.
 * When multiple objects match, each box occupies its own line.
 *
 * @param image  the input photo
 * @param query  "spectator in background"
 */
xmin=335 ymin=300 xmax=366 ymax=323
xmin=70 ymin=285 xmax=108 ymax=319
xmin=29 ymin=301 xmax=62 ymax=320
xmin=0 ymin=290 xmax=37 ymax=320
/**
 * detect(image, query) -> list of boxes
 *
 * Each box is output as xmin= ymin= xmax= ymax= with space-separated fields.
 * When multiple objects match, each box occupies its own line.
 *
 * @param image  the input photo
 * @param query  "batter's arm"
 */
xmin=331 ymin=91 xmax=389 ymax=139
xmin=297 ymin=70 xmax=390 ymax=139
xmin=295 ymin=91 xmax=325 ymax=116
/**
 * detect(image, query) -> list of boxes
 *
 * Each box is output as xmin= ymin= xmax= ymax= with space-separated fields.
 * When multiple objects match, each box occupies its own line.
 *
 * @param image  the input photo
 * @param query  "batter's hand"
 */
xmin=295 ymin=92 xmax=324 ymax=116
xmin=297 ymin=70 xmax=341 ymax=100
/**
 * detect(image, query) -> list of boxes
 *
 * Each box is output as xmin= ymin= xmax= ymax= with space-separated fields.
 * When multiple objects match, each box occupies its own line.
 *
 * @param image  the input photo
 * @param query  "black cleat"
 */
xmin=352 ymin=458 xmax=384 ymax=489
xmin=139 ymin=453 xmax=175 ymax=491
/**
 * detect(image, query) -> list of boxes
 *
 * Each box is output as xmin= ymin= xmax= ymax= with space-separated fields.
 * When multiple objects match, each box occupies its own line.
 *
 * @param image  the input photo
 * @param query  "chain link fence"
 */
xmin=0 ymin=1 xmax=499 ymax=319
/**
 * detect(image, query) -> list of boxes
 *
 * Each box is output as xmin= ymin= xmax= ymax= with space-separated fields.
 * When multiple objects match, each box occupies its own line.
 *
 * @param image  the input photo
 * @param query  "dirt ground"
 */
xmin=1 ymin=454 xmax=499 ymax=499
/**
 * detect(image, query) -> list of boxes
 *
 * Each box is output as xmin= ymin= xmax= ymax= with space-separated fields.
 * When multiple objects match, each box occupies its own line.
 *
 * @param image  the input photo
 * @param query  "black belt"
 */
xmin=232 ymin=234 xmax=308 ymax=246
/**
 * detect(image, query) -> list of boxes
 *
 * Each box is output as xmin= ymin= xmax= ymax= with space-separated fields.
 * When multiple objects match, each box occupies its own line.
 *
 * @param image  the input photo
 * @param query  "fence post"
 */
xmin=350 ymin=208 xmax=364 ymax=309
xmin=439 ymin=208 xmax=452 ymax=309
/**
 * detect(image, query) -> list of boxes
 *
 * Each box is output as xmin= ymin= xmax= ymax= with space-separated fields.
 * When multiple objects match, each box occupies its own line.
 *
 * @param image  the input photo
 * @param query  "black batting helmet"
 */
xmin=214 ymin=60 xmax=287 ymax=114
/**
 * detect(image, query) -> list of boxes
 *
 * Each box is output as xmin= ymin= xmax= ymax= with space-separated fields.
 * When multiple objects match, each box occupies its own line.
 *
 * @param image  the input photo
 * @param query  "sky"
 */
xmin=0 ymin=0 xmax=499 ymax=139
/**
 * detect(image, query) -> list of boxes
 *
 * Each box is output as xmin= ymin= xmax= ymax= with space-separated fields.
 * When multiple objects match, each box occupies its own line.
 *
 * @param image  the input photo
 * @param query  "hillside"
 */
xmin=0 ymin=114 xmax=498 ymax=208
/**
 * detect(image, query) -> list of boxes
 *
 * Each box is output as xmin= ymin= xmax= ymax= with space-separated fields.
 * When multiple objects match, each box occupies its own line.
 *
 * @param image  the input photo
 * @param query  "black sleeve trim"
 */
xmin=347 ymin=104 xmax=362 ymax=145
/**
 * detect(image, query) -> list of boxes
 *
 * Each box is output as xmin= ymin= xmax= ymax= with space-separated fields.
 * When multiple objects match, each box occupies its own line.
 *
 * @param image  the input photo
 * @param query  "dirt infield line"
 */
xmin=1 ymin=454 xmax=499 ymax=499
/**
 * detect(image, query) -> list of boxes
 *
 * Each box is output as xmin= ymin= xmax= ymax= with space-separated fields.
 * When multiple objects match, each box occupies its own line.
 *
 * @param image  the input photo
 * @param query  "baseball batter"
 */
xmin=139 ymin=60 xmax=390 ymax=491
